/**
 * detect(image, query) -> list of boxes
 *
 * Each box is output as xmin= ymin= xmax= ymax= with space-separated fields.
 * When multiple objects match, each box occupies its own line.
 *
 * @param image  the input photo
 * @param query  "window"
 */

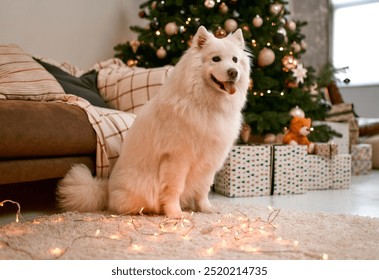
xmin=331 ymin=0 xmax=379 ymax=86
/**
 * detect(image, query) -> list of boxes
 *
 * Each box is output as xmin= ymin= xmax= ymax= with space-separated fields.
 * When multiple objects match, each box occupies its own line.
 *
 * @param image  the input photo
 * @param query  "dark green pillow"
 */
xmin=34 ymin=58 xmax=108 ymax=108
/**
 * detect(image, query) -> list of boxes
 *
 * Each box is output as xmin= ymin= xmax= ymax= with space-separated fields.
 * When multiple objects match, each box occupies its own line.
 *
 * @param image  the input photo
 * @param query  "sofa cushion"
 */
xmin=0 ymin=100 xmax=96 ymax=158
xmin=34 ymin=58 xmax=109 ymax=108
xmin=97 ymin=65 xmax=173 ymax=114
xmin=0 ymin=44 xmax=65 ymax=100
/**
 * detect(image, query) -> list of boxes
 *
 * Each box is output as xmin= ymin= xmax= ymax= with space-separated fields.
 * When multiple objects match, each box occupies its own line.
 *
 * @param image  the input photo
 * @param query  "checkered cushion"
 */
xmin=0 ymin=44 xmax=64 ymax=100
xmin=96 ymin=63 xmax=173 ymax=114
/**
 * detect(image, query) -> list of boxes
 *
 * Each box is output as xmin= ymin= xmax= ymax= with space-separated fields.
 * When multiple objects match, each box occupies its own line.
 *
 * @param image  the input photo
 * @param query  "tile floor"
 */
xmin=1 ymin=170 xmax=378 ymax=225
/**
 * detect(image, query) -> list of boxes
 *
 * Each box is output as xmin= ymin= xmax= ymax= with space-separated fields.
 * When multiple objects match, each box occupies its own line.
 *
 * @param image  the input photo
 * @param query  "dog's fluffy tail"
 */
xmin=57 ymin=164 xmax=108 ymax=212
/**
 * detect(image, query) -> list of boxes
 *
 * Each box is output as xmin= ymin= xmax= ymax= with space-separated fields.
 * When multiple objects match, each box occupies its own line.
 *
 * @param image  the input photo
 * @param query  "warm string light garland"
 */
xmin=0 ymin=200 xmax=329 ymax=260
xmin=0 ymin=199 xmax=23 ymax=223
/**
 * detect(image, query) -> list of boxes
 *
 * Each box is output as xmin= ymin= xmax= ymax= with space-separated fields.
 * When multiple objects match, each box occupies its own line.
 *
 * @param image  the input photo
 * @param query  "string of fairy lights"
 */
xmin=0 ymin=199 xmax=328 ymax=260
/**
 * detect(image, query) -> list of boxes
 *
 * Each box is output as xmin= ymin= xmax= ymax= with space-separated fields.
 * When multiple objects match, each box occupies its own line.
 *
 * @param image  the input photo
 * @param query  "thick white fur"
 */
xmin=57 ymin=26 xmax=251 ymax=218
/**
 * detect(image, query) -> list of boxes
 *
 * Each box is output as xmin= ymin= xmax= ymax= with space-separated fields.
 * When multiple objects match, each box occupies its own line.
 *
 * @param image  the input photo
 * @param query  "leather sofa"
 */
xmin=0 ymin=100 xmax=96 ymax=186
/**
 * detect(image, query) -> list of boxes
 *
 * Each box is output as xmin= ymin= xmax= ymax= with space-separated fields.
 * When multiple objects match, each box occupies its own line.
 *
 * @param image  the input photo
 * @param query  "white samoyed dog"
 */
xmin=57 ymin=26 xmax=251 ymax=218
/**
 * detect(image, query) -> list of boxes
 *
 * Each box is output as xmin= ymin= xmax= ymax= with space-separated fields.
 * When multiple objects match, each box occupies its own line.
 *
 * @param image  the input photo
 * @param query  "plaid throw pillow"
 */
xmin=0 ymin=44 xmax=64 ymax=100
xmin=97 ymin=65 xmax=173 ymax=114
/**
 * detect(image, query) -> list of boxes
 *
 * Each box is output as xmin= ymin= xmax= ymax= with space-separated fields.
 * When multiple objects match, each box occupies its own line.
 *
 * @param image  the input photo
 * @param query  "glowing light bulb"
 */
xmin=49 ymin=247 xmax=63 ymax=257
xmin=205 ymin=247 xmax=214 ymax=256
xmin=131 ymin=244 xmax=143 ymax=251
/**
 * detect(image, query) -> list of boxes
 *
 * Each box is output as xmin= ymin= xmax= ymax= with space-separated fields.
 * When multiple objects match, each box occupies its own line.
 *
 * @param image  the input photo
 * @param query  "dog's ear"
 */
xmin=193 ymin=26 xmax=211 ymax=49
xmin=231 ymin=28 xmax=245 ymax=49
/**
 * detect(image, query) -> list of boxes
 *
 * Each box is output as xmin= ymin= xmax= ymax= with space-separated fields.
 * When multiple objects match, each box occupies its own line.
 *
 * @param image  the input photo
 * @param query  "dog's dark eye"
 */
xmin=233 ymin=57 xmax=238 ymax=63
xmin=212 ymin=56 xmax=221 ymax=62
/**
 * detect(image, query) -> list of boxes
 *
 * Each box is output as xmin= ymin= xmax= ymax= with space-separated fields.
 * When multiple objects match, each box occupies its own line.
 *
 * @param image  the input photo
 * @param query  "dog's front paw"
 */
xmin=198 ymin=200 xmax=218 ymax=214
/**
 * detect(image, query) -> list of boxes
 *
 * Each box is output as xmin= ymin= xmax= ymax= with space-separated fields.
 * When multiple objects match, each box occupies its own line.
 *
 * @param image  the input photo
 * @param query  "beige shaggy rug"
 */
xmin=0 ymin=203 xmax=378 ymax=260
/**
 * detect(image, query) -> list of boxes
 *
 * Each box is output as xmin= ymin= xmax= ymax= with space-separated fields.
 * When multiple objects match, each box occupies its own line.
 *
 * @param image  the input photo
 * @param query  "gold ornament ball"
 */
xmin=219 ymin=2 xmax=229 ymax=14
xmin=269 ymin=3 xmax=283 ymax=16
xmin=277 ymin=27 xmax=287 ymax=36
xmin=291 ymin=41 xmax=301 ymax=53
xmin=289 ymin=106 xmax=305 ymax=118
xmin=156 ymin=47 xmax=167 ymax=59
xmin=224 ymin=18 xmax=238 ymax=33
xmin=257 ymin=48 xmax=275 ymax=67
xmin=204 ymin=0 xmax=215 ymax=9
xmin=164 ymin=22 xmax=178 ymax=36
xmin=252 ymin=15 xmax=263 ymax=28
xmin=286 ymin=20 xmax=297 ymax=31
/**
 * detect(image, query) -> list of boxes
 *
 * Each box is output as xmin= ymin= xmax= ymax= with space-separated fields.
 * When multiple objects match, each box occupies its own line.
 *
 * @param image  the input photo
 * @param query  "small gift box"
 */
xmin=350 ymin=144 xmax=372 ymax=175
xmin=350 ymin=144 xmax=372 ymax=161
xmin=271 ymin=145 xmax=308 ymax=195
xmin=314 ymin=143 xmax=339 ymax=157
xmin=306 ymin=154 xmax=351 ymax=190
xmin=214 ymin=145 xmax=272 ymax=197
xmin=351 ymin=160 xmax=372 ymax=175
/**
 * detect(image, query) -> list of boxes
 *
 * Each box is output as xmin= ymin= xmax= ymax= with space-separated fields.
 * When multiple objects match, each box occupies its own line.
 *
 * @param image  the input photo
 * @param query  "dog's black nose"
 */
xmin=228 ymin=68 xmax=238 ymax=79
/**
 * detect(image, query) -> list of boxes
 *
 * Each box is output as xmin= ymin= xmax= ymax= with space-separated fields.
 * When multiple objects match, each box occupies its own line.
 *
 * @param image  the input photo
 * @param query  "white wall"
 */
xmin=0 ymin=0 xmax=146 ymax=69
xmin=340 ymin=86 xmax=379 ymax=118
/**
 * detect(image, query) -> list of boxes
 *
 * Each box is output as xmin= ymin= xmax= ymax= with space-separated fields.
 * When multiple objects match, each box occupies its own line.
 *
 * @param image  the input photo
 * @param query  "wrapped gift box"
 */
xmin=214 ymin=144 xmax=351 ymax=198
xmin=351 ymin=144 xmax=372 ymax=160
xmin=331 ymin=154 xmax=352 ymax=189
xmin=351 ymin=160 xmax=372 ymax=175
xmin=306 ymin=154 xmax=351 ymax=190
xmin=271 ymin=145 xmax=308 ymax=195
xmin=350 ymin=144 xmax=372 ymax=175
xmin=213 ymin=145 xmax=272 ymax=197
xmin=314 ymin=143 xmax=339 ymax=157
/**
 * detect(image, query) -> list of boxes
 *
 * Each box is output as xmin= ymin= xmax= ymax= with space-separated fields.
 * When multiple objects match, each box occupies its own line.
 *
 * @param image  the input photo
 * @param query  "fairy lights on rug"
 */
xmin=0 ymin=199 xmax=23 ymax=223
xmin=0 ymin=202 xmax=329 ymax=260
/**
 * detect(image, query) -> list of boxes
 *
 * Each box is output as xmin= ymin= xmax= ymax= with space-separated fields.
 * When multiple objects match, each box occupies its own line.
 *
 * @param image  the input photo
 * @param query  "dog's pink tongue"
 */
xmin=223 ymin=82 xmax=236 ymax=95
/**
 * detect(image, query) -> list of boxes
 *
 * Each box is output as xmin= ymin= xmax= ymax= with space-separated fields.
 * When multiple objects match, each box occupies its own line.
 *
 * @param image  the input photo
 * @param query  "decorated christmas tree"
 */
xmin=114 ymin=0 xmax=335 ymax=143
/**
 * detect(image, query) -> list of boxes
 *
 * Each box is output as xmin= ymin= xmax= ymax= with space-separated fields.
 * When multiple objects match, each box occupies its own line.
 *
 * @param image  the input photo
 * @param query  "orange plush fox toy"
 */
xmin=282 ymin=116 xmax=315 ymax=153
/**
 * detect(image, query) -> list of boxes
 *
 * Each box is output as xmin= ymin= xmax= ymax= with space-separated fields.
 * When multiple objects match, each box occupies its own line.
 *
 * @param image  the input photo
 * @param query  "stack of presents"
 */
xmin=214 ymin=121 xmax=373 ymax=198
